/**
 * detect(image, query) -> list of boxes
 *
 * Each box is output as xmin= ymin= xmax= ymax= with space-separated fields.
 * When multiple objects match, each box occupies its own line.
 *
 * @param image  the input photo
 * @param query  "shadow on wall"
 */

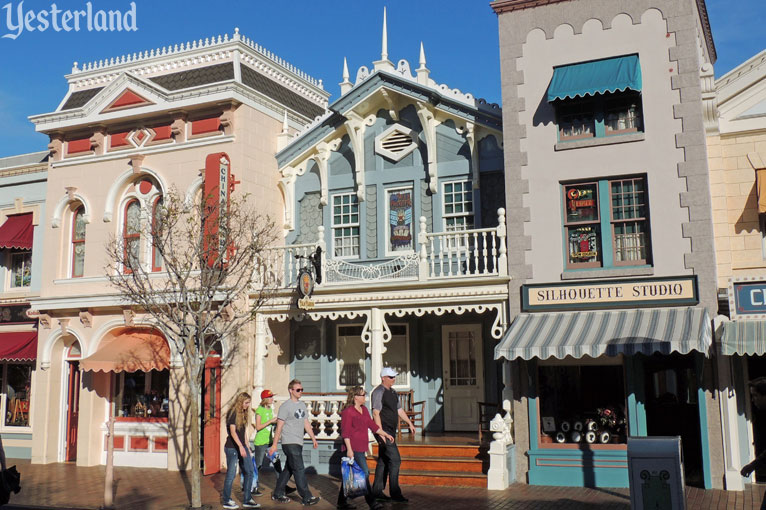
xmin=734 ymin=183 xmax=760 ymax=235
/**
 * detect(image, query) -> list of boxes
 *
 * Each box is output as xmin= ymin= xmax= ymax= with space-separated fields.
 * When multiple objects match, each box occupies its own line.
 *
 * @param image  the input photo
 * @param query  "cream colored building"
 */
xmin=26 ymin=32 xmax=327 ymax=471
xmin=709 ymin=50 xmax=766 ymax=491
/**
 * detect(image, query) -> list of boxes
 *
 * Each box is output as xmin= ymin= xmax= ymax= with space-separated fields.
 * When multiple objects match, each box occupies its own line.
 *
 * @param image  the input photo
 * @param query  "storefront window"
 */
xmin=537 ymin=364 xmax=627 ymax=446
xmin=4 ymin=363 xmax=31 ymax=427
xmin=337 ymin=325 xmax=365 ymax=388
xmin=382 ymin=325 xmax=409 ymax=387
xmin=113 ymin=369 xmax=169 ymax=419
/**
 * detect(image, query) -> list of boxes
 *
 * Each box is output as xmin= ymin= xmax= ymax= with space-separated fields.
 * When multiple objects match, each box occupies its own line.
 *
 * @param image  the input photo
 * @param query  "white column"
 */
xmin=719 ymin=355 xmax=744 ymax=490
xmin=254 ymin=314 xmax=273 ymax=399
xmin=369 ymin=308 xmax=385 ymax=384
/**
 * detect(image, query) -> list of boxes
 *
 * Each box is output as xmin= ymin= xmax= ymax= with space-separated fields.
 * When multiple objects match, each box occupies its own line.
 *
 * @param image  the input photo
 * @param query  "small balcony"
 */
xmin=262 ymin=209 xmax=508 ymax=289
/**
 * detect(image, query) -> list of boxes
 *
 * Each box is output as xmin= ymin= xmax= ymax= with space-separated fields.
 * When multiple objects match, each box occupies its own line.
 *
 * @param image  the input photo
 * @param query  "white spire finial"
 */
xmin=281 ymin=110 xmax=289 ymax=133
xmin=416 ymin=41 xmax=430 ymax=85
xmin=340 ymin=57 xmax=353 ymax=95
xmin=381 ymin=7 xmax=388 ymax=61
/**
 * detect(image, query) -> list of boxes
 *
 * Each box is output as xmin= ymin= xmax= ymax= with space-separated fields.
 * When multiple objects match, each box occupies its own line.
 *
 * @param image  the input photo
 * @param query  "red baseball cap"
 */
xmin=260 ymin=389 xmax=274 ymax=399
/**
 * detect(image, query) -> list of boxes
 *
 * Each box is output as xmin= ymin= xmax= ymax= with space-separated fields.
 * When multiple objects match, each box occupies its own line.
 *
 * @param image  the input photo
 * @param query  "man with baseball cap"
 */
xmin=371 ymin=367 xmax=415 ymax=503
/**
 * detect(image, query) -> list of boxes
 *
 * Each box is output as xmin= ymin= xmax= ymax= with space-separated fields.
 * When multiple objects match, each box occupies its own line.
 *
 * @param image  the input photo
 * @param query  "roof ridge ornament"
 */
xmin=340 ymin=57 xmax=353 ymax=95
xmin=373 ymin=7 xmax=395 ymax=73
xmin=416 ymin=42 xmax=430 ymax=85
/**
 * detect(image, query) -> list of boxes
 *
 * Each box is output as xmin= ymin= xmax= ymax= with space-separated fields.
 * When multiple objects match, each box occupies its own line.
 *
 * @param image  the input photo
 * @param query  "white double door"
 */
xmin=441 ymin=324 xmax=484 ymax=431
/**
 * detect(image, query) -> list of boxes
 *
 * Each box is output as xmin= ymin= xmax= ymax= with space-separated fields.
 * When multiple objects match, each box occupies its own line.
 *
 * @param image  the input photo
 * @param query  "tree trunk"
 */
xmin=189 ymin=372 xmax=202 ymax=509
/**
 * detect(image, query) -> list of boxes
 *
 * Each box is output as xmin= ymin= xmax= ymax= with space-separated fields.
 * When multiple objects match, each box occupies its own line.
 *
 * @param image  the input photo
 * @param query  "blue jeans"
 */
xmin=223 ymin=447 xmax=254 ymax=503
xmin=337 ymin=451 xmax=375 ymax=508
xmin=239 ymin=448 xmax=259 ymax=493
xmin=372 ymin=438 xmax=402 ymax=499
xmin=274 ymin=443 xmax=313 ymax=503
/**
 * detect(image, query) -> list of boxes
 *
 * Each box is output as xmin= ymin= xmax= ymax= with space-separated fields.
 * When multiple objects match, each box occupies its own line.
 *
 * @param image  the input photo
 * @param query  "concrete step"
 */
xmin=367 ymin=455 xmax=485 ymax=474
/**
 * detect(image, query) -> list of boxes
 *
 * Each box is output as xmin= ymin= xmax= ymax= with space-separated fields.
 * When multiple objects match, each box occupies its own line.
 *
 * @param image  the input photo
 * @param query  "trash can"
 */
xmin=627 ymin=436 xmax=685 ymax=510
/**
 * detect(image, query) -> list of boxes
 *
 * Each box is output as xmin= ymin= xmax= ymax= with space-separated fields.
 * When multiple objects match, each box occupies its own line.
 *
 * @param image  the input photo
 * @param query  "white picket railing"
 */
xmin=272 ymin=393 xmax=347 ymax=440
xmin=266 ymin=208 xmax=507 ymax=288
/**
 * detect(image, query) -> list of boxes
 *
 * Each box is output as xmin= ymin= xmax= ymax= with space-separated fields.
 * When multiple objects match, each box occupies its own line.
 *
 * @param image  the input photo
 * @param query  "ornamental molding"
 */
xmin=51 ymin=190 xmax=92 ymax=228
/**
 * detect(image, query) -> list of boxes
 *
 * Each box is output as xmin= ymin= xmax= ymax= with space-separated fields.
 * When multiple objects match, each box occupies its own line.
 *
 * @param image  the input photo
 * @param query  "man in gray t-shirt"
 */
xmin=268 ymin=379 xmax=319 ymax=505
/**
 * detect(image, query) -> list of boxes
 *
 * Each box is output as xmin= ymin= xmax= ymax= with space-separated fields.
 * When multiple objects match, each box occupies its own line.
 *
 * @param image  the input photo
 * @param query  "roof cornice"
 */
xmin=491 ymin=0 xmax=716 ymax=64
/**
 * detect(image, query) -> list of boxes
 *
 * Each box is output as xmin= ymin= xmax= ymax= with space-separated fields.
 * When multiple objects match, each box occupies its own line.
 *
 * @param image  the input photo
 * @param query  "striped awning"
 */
xmin=720 ymin=320 xmax=766 ymax=356
xmin=495 ymin=307 xmax=711 ymax=361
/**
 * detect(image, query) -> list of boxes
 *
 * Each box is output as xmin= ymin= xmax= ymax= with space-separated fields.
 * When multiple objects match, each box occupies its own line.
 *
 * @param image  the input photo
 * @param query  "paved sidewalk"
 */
xmin=1 ymin=459 xmax=763 ymax=510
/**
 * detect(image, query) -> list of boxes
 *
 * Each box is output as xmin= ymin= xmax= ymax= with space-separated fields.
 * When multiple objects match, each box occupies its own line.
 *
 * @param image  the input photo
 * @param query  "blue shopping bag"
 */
xmin=341 ymin=457 xmax=367 ymax=499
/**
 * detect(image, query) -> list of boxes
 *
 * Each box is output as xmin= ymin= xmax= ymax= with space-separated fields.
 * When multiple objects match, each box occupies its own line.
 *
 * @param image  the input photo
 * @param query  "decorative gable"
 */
xmin=102 ymin=89 xmax=153 ymax=112
xmin=375 ymin=124 xmax=418 ymax=162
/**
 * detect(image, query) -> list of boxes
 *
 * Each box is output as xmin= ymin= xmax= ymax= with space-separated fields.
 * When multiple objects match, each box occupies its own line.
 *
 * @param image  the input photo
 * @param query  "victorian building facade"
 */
xmin=26 ymin=32 xmax=327 ymax=471
xmin=492 ymin=0 xmax=723 ymax=489
xmin=255 ymin=14 xmax=509 ymax=474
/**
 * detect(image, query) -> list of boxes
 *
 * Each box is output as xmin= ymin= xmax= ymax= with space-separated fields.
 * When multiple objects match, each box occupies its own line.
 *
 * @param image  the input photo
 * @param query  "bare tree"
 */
xmin=105 ymin=185 xmax=277 ymax=509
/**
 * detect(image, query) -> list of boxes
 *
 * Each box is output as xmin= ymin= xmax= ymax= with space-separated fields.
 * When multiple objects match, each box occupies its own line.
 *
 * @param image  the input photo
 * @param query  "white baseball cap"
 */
xmin=381 ymin=367 xmax=398 ymax=378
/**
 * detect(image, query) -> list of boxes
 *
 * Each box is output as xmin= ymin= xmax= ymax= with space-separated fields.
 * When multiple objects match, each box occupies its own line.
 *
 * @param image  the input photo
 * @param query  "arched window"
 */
xmin=71 ymin=206 xmax=86 ymax=277
xmin=152 ymin=196 xmax=163 ymax=272
xmin=123 ymin=199 xmax=141 ymax=273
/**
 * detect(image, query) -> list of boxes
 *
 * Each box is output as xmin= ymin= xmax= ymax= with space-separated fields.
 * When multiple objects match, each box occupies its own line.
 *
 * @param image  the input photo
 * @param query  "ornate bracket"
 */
xmin=380 ymin=89 xmax=399 ymax=121
xmin=344 ymin=112 xmax=368 ymax=202
xmin=465 ymin=121 xmax=480 ymax=190
xmin=416 ymin=102 xmax=439 ymax=194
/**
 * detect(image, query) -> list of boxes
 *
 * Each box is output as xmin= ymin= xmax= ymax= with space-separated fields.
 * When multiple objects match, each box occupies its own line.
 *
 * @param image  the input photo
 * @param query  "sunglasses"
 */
xmin=355 ymin=392 xmax=366 ymax=397
xmin=293 ymin=388 xmax=304 ymax=393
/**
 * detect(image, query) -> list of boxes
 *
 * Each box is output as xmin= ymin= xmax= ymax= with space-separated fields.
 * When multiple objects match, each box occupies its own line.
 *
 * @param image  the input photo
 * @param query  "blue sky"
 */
xmin=0 ymin=0 xmax=762 ymax=158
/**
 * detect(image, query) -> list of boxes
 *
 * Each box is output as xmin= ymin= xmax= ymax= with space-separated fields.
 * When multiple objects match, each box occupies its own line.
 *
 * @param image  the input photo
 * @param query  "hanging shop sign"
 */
xmin=728 ymin=278 xmax=766 ymax=319
xmin=522 ymin=275 xmax=698 ymax=312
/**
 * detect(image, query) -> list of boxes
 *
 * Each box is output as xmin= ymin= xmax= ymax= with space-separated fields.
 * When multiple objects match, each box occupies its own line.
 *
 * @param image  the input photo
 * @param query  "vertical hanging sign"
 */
xmin=203 ymin=152 xmax=232 ymax=267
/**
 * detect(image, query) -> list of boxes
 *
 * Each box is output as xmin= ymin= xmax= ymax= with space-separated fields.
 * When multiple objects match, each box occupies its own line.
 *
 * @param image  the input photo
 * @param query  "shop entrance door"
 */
xmin=643 ymin=354 xmax=704 ymax=486
xmin=202 ymin=356 xmax=222 ymax=475
xmin=65 ymin=361 xmax=80 ymax=462
xmin=441 ymin=324 xmax=483 ymax=431
xmin=747 ymin=356 xmax=766 ymax=482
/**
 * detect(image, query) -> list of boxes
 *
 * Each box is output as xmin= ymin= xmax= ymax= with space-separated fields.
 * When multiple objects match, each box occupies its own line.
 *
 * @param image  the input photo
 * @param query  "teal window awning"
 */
xmin=495 ymin=307 xmax=711 ymax=361
xmin=547 ymin=54 xmax=642 ymax=102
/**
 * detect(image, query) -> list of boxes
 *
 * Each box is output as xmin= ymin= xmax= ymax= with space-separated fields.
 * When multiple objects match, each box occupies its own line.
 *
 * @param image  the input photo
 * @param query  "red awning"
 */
xmin=0 ymin=331 xmax=37 ymax=361
xmin=0 ymin=214 xmax=33 ymax=250
xmin=80 ymin=330 xmax=170 ymax=373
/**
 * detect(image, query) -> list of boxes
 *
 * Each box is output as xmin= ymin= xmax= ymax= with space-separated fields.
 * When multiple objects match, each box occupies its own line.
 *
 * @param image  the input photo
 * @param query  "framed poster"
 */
xmin=387 ymin=187 xmax=414 ymax=253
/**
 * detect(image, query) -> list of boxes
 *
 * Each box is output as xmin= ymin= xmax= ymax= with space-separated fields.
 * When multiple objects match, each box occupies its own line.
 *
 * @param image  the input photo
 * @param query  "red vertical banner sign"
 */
xmin=203 ymin=153 xmax=231 ymax=267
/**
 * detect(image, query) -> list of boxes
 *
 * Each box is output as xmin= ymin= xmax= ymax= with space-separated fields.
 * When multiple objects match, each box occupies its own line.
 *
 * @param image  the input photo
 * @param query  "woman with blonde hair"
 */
xmin=337 ymin=386 xmax=394 ymax=510
xmin=221 ymin=392 xmax=259 ymax=509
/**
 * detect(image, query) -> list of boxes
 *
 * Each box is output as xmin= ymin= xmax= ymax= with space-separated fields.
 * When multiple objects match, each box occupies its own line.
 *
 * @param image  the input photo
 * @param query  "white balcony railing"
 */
xmin=272 ymin=393 xmax=346 ymax=440
xmin=264 ymin=208 xmax=507 ymax=288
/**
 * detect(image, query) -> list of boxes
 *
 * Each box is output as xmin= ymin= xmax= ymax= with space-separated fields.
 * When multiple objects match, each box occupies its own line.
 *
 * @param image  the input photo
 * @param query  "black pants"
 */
xmin=371 ymin=438 xmax=403 ymax=499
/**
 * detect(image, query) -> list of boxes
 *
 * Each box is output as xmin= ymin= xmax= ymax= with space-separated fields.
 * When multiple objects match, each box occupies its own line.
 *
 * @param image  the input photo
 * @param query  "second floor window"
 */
xmin=71 ymin=206 xmax=86 ymax=278
xmin=123 ymin=200 xmax=141 ymax=272
xmin=10 ymin=251 xmax=31 ymax=288
xmin=443 ymin=180 xmax=474 ymax=232
xmin=332 ymin=193 xmax=359 ymax=258
xmin=152 ymin=197 xmax=163 ymax=272
xmin=563 ymin=176 xmax=650 ymax=270
xmin=556 ymin=92 xmax=643 ymax=143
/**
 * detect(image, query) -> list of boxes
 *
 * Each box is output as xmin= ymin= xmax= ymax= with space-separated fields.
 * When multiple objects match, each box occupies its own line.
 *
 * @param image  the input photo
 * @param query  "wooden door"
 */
xmin=202 ymin=356 xmax=222 ymax=475
xmin=65 ymin=361 xmax=80 ymax=462
xmin=441 ymin=325 xmax=483 ymax=431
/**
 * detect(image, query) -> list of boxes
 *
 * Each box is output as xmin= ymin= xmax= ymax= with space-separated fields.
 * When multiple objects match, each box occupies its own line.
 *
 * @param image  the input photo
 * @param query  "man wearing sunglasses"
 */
xmin=371 ymin=367 xmax=415 ymax=503
xmin=269 ymin=379 xmax=320 ymax=506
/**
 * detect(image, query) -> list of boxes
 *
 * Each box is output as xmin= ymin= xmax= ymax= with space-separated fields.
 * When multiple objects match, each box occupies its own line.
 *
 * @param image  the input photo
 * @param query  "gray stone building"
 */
xmin=492 ymin=0 xmax=722 ymax=489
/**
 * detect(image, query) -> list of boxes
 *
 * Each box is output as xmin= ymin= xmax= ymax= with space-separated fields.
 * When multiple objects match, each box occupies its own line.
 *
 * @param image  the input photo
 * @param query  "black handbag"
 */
xmin=0 ymin=465 xmax=21 ymax=506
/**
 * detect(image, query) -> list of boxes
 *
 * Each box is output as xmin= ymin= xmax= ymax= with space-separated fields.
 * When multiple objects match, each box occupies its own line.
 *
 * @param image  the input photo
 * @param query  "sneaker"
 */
xmin=252 ymin=488 xmax=264 ymax=497
xmin=243 ymin=501 xmax=261 ymax=509
xmin=303 ymin=496 xmax=320 ymax=506
xmin=223 ymin=500 xmax=240 ymax=509
xmin=391 ymin=496 xmax=409 ymax=503
xmin=375 ymin=495 xmax=391 ymax=501
xmin=272 ymin=495 xmax=291 ymax=504
xmin=285 ymin=486 xmax=297 ymax=494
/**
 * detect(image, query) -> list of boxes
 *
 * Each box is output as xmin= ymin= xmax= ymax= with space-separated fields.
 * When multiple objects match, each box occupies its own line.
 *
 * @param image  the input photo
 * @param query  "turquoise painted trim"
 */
xmin=695 ymin=354 xmax=713 ymax=489
xmin=527 ymin=448 xmax=629 ymax=487
xmin=5 ymin=446 xmax=30 ymax=459
xmin=0 ymin=433 xmax=31 ymax=441
xmin=626 ymin=357 xmax=641 ymax=436
xmin=598 ymin=180 xmax=613 ymax=268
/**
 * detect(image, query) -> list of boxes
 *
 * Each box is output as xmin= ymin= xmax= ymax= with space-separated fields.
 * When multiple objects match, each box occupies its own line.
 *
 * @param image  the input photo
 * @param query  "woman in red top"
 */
xmin=337 ymin=386 xmax=393 ymax=510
